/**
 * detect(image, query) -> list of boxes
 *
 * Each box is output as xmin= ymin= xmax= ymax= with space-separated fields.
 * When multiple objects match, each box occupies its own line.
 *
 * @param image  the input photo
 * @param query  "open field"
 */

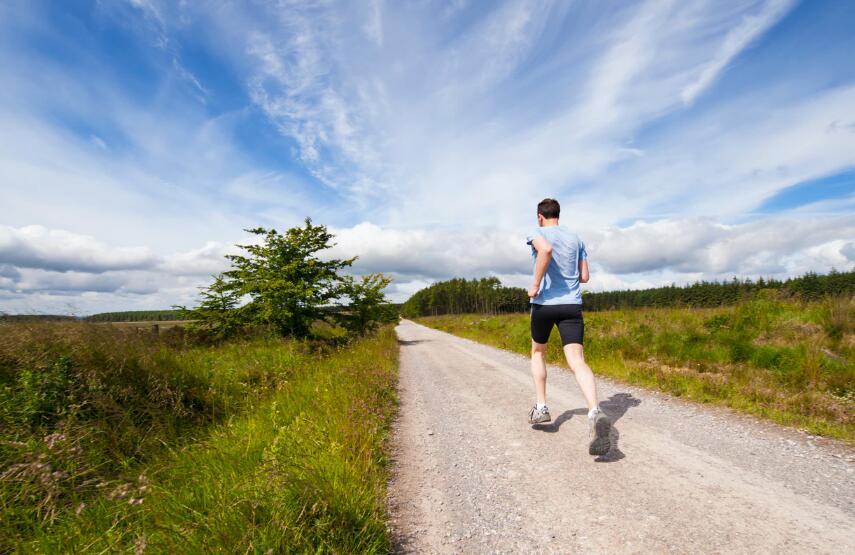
xmin=417 ymin=296 xmax=855 ymax=441
xmin=1 ymin=321 xmax=398 ymax=552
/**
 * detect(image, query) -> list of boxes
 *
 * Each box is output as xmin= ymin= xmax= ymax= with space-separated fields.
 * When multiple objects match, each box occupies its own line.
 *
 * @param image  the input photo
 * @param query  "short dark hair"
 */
xmin=537 ymin=198 xmax=560 ymax=219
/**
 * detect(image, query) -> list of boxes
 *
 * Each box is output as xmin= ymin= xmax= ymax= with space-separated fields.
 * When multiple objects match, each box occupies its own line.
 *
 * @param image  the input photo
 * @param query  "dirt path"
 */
xmin=387 ymin=320 xmax=855 ymax=554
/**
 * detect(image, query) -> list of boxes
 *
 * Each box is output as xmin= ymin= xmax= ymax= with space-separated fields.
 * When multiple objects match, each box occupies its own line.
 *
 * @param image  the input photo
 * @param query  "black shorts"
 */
xmin=530 ymin=303 xmax=584 ymax=345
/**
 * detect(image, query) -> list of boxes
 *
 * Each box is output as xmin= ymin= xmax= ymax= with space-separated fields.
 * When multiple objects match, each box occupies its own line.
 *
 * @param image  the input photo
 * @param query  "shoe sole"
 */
xmin=529 ymin=415 xmax=552 ymax=424
xmin=588 ymin=416 xmax=611 ymax=456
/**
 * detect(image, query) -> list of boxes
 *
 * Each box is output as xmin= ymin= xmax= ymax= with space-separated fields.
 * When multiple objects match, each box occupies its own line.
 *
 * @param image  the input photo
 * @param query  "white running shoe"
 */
xmin=528 ymin=405 xmax=552 ymax=424
xmin=588 ymin=408 xmax=611 ymax=455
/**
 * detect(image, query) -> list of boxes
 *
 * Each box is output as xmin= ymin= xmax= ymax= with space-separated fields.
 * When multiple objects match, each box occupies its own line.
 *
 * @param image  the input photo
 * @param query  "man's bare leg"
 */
xmin=531 ymin=341 xmax=548 ymax=405
xmin=563 ymin=343 xmax=598 ymax=410
xmin=565 ymin=343 xmax=611 ymax=454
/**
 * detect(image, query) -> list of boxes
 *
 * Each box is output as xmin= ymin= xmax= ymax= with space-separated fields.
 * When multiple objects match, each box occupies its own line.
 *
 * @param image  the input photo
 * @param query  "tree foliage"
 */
xmin=582 ymin=270 xmax=855 ymax=311
xmin=183 ymin=274 xmax=243 ymax=340
xmin=400 ymin=277 xmax=529 ymax=317
xmin=85 ymin=311 xmax=189 ymax=322
xmin=334 ymin=273 xmax=398 ymax=336
xmin=179 ymin=219 xmax=393 ymax=339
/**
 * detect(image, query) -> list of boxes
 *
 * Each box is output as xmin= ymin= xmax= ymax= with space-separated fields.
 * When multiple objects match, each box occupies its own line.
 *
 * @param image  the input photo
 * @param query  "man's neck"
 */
xmin=541 ymin=219 xmax=559 ymax=227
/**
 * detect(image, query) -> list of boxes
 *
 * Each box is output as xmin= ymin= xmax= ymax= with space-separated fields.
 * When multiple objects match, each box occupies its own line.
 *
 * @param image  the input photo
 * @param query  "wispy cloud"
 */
xmin=364 ymin=0 xmax=384 ymax=47
xmin=215 ymin=0 xmax=807 ymax=227
xmin=681 ymin=0 xmax=796 ymax=105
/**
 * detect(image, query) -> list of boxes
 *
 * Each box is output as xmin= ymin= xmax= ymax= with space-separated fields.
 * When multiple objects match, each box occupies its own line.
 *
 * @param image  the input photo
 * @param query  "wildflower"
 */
xmin=134 ymin=535 xmax=147 ymax=555
xmin=110 ymin=483 xmax=132 ymax=500
xmin=43 ymin=433 xmax=65 ymax=449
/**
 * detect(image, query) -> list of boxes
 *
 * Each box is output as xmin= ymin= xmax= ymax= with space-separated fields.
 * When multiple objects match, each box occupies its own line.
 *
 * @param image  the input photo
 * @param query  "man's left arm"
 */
xmin=578 ymin=239 xmax=589 ymax=283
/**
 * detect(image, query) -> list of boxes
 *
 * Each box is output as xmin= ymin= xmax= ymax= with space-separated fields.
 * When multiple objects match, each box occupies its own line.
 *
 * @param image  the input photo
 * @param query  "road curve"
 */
xmin=387 ymin=320 xmax=855 ymax=554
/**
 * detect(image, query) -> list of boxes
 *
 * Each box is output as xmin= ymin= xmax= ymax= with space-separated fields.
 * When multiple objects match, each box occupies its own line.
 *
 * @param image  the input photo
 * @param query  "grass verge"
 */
xmin=416 ymin=297 xmax=854 ymax=442
xmin=2 ymin=323 xmax=398 ymax=553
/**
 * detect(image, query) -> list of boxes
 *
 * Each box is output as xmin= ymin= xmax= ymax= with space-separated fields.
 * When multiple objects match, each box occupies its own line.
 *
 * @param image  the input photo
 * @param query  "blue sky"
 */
xmin=1 ymin=0 xmax=853 ymax=313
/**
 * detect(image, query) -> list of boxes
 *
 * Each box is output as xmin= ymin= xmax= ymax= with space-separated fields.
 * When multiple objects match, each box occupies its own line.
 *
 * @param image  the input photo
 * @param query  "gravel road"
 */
xmin=387 ymin=320 xmax=855 ymax=554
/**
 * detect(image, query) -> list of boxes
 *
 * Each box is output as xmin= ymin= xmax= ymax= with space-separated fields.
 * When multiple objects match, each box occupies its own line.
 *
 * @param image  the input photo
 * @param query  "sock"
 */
xmin=588 ymin=406 xmax=599 ymax=418
xmin=536 ymin=402 xmax=546 ymax=410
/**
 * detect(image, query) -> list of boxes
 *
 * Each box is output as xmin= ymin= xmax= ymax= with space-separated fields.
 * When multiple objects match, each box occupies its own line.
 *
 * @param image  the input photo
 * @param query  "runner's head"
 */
xmin=537 ymin=198 xmax=560 ymax=226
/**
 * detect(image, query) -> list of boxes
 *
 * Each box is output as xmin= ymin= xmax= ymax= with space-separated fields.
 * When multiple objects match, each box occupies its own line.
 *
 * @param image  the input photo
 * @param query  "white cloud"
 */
xmin=328 ymin=222 xmax=523 ymax=278
xmin=587 ymin=216 xmax=855 ymax=275
xmin=328 ymin=217 xmax=855 ymax=300
xmin=0 ymin=225 xmax=156 ymax=273
xmin=592 ymin=84 xmax=855 ymax=223
xmin=5 ymin=269 xmax=148 ymax=295
xmin=158 ymin=241 xmax=237 ymax=276
xmin=0 ymin=215 xmax=852 ymax=312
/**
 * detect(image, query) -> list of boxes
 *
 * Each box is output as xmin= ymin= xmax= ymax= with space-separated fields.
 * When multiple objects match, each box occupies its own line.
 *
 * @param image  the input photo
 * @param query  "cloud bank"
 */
xmin=2 ymin=218 xmax=851 ymax=313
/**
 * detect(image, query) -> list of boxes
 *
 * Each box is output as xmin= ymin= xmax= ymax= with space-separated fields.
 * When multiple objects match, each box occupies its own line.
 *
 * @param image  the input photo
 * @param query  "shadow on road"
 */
xmin=532 ymin=408 xmax=587 ymax=433
xmin=595 ymin=392 xmax=642 ymax=463
xmin=601 ymin=392 xmax=642 ymax=423
xmin=398 ymin=339 xmax=430 ymax=346
xmin=531 ymin=392 xmax=642 ymax=463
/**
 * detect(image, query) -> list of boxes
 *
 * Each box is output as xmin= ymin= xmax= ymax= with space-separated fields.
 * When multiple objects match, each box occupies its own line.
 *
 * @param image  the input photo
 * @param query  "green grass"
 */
xmin=1 ymin=322 xmax=398 ymax=553
xmin=416 ymin=296 xmax=855 ymax=441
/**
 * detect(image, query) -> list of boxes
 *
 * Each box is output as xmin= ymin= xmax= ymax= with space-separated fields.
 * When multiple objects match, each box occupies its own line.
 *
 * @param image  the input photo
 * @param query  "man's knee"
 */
xmin=564 ymin=344 xmax=585 ymax=369
xmin=531 ymin=341 xmax=547 ymax=355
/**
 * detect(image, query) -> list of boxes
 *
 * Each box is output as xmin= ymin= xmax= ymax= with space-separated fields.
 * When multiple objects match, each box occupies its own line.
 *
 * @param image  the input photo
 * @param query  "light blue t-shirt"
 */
xmin=526 ymin=225 xmax=587 ymax=305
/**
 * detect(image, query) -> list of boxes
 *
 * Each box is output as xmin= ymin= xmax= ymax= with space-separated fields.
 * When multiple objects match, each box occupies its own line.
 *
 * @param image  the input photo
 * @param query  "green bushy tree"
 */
xmin=180 ymin=219 xmax=393 ymax=339
xmin=181 ymin=275 xmax=244 ymax=340
xmin=335 ymin=273 xmax=397 ymax=336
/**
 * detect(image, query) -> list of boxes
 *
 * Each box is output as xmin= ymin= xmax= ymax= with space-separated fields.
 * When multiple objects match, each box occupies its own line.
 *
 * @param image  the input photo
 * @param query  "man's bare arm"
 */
xmin=528 ymin=236 xmax=553 ymax=298
xmin=579 ymin=259 xmax=589 ymax=283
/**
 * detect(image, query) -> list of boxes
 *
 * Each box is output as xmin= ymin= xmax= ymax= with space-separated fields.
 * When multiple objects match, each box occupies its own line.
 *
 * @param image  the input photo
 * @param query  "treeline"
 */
xmin=0 ymin=314 xmax=77 ymax=322
xmin=401 ymin=270 xmax=855 ymax=317
xmin=583 ymin=270 xmax=854 ymax=311
xmin=400 ymin=277 xmax=529 ymax=317
xmin=85 ymin=310 xmax=191 ymax=322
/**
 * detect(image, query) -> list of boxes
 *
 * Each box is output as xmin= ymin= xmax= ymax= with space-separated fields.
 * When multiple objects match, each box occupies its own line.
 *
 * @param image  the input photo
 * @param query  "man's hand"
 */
xmin=528 ymin=284 xmax=540 ymax=299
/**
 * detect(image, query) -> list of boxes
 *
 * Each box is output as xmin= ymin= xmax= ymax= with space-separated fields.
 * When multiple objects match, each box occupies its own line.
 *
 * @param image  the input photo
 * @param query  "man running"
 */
xmin=526 ymin=198 xmax=611 ymax=456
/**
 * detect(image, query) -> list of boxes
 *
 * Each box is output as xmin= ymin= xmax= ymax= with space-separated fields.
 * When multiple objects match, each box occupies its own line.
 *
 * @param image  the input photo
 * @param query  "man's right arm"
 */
xmin=529 ymin=235 xmax=553 ymax=298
